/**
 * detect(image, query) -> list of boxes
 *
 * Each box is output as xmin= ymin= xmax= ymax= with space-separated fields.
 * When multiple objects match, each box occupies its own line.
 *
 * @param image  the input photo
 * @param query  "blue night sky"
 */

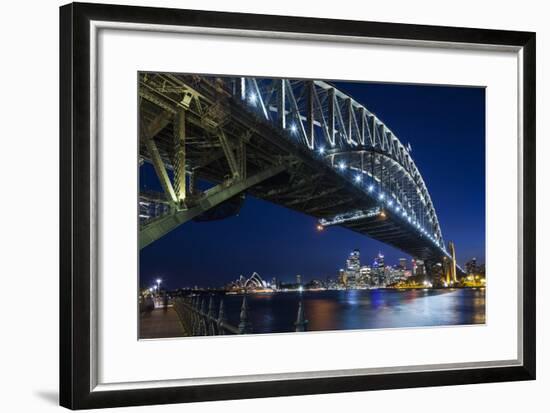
xmin=140 ymin=80 xmax=485 ymax=289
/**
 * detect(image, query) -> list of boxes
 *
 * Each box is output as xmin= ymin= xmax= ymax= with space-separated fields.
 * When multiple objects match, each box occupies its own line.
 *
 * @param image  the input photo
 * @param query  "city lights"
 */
xmin=338 ymin=161 xmax=346 ymax=170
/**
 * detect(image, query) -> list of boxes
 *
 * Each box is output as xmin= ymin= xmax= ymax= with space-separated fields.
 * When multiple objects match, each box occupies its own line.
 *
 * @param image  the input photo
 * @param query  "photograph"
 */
xmin=138 ymin=73 xmax=486 ymax=339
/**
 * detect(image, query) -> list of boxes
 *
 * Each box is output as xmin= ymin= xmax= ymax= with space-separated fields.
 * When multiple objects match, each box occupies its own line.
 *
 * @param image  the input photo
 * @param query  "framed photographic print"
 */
xmin=60 ymin=2 xmax=536 ymax=409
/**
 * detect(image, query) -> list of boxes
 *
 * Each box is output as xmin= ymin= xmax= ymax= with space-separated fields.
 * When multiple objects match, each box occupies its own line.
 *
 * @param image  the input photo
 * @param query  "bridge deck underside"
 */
xmin=140 ymin=75 xmax=444 ymax=262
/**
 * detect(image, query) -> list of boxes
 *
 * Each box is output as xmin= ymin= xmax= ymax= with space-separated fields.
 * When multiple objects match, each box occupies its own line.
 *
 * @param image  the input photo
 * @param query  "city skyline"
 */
xmin=140 ymin=79 xmax=485 ymax=290
xmin=142 ymin=248 xmax=485 ymax=289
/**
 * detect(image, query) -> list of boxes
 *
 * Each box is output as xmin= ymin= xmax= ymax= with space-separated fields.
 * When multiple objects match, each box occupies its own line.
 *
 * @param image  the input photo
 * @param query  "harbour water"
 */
xmin=221 ymin=288 xmax=485 ymax=334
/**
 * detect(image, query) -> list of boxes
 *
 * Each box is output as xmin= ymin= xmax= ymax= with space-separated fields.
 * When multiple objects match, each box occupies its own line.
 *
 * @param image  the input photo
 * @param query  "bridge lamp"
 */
xmin=338 ymin=161 xmax=346 ymax=170
xmin=368 ymin=185 xmax=374 ymax=192
xmin=378 ymin=193 xmax=385 ymax=200
xmin=290 ymin=123 xmax=298 ymax=134
xmin=318 ymin=146 xmax=325 ymax=155
xmin=316 ymin=224 xmax=324 ymax=232
xmin=248 ymin=92 xmax=257 ymax=105
xmin=388 ymin=200 xmax=393 ymax=206
xmin=354 ymin=174 xmax=362 ymax=183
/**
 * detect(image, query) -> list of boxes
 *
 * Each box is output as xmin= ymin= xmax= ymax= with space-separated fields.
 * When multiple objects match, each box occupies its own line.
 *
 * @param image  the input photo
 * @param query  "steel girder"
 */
xmin=140 ymin=163 xmax=287 ymax=249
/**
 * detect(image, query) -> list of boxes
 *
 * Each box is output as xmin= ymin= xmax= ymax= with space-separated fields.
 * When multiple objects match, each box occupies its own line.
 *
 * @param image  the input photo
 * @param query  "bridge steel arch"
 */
xmin=138 ymin=73 xmax=457 ymax=271
xmin=236 ymin=77 xmax=446 ymax=254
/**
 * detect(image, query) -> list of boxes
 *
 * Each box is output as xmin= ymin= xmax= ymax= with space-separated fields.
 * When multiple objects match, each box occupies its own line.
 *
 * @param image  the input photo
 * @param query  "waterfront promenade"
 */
xmin=139 ymin=307 xmax=187 ymax=339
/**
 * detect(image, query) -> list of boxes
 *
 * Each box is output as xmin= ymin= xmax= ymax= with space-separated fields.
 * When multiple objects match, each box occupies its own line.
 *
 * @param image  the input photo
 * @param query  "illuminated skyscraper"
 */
xmin=399 ymin=258 xmax=407 ymax=270
xmin=375 ymin=252 xmax=385 ymax=268
xmin=346 ymin=249 xmax=361 ymax=274
xmin=416 ymin=260 xmax=425 ymax=276
xmin=359 ymin=265 xmax=371 ymax=285
xmin=465 ymin=257 xmax=478 ymax=275
xmin=345 ymin=249 xmax=361 ymax=287
xmin=373 ymin=252 xmax=386 ymax=286
xmin=296 ymin=274 xmax=302 ymax=286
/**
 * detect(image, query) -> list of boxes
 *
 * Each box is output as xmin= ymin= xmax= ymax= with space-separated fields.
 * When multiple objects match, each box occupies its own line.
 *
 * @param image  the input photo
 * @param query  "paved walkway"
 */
xmin=139 ymin=307 xmax=187 ymax=339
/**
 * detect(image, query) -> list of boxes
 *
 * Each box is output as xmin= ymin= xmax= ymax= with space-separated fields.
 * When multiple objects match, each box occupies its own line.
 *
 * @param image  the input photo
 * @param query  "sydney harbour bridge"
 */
xmin=138 ymin=73 xmax=461 ymax=283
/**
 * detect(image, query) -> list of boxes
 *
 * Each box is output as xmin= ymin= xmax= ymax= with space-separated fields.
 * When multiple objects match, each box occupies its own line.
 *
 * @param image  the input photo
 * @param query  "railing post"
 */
xmin=238 ymin=295 xmax=252 ymax=334
xmin=208 ymin=296 xmax=217 ymax=335
xmin=200 ymin=297 xmax=207 ymax=315
xmin=183 ymin=298 xmax=192 ymax=334
xmin=208 ymin=296 xmax=214 ymax=318
xmin=217 ymin=298 xmax=226 ymax=335
xmin=200 ymin=297 xmax=208 ymax=335
xmin=294 ymin=298 xmax=308 ymax=332
xmin=194 ymin=296 xmax=203 ymax=335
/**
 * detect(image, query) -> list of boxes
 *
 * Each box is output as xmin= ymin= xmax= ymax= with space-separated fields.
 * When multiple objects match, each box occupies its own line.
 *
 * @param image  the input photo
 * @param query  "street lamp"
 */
xmin=156 ymin=278 xmax=162 ymax=295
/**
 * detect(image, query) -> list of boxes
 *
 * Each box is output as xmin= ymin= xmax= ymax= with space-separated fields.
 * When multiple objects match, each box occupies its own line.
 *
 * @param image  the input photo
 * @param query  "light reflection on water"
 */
xmin=222 ymin=288 xmax=485 ymax=334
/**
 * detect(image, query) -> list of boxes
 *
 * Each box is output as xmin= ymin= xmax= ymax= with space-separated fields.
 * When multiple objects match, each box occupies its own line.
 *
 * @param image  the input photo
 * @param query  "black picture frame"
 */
xmin=60 ymin=2 xmax=536 ymax=409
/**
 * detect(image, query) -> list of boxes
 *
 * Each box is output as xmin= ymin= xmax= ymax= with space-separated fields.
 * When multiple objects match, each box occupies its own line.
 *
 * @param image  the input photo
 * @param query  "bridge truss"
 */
xmin=237 ymin=78 xmax=445 ymax=248
xmin=138 ymin=73 xmax=457 ymax=273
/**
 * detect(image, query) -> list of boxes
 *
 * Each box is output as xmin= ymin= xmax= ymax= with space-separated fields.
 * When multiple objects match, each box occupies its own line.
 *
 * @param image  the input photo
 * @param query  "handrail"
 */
xmin=173 ymin=293 xmax=308 ymax=336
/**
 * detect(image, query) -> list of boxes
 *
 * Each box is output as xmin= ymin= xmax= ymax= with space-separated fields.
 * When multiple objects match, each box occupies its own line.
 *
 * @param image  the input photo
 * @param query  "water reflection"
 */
xmin=221 ymin=288 xmax=485 ymax=334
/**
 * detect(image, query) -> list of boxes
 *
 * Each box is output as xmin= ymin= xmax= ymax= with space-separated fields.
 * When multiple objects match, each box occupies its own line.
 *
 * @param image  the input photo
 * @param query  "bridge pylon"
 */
xmin=442 ymin=241 xmax=458 ymax=285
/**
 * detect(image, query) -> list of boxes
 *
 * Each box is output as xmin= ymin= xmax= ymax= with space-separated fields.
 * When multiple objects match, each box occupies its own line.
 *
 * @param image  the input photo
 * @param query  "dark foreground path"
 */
xmin=139 ymin=307 xmax=187 ymax=339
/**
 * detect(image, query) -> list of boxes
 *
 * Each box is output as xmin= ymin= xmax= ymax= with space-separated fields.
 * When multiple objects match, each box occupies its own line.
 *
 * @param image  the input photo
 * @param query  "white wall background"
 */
xmin=0 ymin=0 xmax=546 ymax=412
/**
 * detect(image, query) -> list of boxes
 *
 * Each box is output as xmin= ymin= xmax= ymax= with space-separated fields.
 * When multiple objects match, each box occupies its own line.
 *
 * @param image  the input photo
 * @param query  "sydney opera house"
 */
xmin=226 ymin=272 xmax=274 ymax=293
